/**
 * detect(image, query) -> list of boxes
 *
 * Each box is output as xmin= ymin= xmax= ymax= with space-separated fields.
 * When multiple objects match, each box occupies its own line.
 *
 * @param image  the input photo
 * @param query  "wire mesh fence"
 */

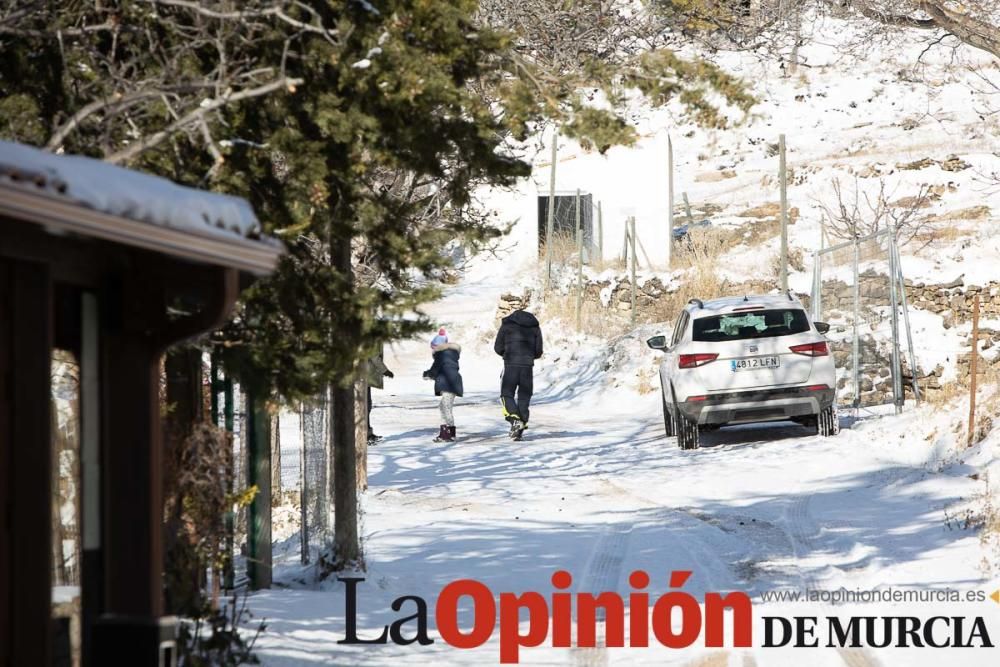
xmin=299 ymin=396 xmax=331 ymax=565
xmin=811 ymin=229 xmax=919 ymax=410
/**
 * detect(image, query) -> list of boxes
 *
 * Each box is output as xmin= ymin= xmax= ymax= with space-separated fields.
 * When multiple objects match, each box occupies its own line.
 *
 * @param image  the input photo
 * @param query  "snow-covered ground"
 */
xmin=248 ymin=248 xmax=1000 ymax=666
xmin=246 ymin=15 xmax=1000 ymax=666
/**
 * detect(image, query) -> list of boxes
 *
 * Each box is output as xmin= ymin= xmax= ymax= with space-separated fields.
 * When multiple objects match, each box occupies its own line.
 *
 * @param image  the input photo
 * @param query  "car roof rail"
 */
xmin=688 ymin=298 xmax=704 ymax=309
xmin=786 ymin=289 xmax=794 ymax=301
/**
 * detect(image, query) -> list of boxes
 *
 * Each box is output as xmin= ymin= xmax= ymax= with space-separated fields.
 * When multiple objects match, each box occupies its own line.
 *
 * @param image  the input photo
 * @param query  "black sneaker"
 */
xmin=509 ymin=419 xmax=525 ymax=441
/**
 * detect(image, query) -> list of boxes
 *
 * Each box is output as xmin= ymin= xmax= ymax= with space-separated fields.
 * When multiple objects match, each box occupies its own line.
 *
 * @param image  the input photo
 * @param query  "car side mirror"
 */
xmin=814 ymin=321 xmax=830 ymax=334
xmin=646 ymin=335 xmax=668 ymax=351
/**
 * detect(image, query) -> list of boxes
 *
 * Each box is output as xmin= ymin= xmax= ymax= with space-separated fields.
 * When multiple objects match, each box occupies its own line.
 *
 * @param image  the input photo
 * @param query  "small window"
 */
xmin=693 ymin=308 xmax=810 ymax=342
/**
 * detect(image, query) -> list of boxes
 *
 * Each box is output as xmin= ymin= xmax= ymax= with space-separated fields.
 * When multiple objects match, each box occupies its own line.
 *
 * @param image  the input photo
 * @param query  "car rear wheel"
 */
xmin=676 ymin=409 xmax=700 ymax=450
xmin=816 ymin=404 xmax=839 ymax=437
xmin=661 ymin=389 xmax=675 ymax=438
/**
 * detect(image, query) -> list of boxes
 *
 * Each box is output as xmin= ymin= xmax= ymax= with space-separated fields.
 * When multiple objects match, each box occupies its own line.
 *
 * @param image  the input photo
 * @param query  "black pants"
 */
xmin=500 ymin=364 xmax=533 ymax=424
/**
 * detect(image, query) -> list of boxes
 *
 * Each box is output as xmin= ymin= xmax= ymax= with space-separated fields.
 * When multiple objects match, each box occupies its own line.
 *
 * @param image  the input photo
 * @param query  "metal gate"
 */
xmin=810 ymin=225 xmax=920 ymax=412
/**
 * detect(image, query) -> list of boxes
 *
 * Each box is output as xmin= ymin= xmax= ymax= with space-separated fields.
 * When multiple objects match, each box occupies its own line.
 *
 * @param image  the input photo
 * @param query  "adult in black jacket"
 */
xmin=493 ymin=309 xmax=543 ymax=436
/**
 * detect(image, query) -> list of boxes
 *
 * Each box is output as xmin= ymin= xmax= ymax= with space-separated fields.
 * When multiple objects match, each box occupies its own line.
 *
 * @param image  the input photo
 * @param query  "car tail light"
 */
xmin=805 ymin=384 xmax=829 ymax=391
xmin=789 ymin=341 xmax=829 ymax=357
xmin=687 ymin=395 xmax=708 ymax=402
xmin=678 ymin=353 xmax=719 ymax=368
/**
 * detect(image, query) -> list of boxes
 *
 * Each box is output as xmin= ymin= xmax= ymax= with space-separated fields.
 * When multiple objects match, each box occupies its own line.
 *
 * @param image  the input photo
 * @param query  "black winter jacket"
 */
xmin=423 ymin=344 xmax=464 ymax=397
xmin=494 ymin=310 xmax=543 ymax=367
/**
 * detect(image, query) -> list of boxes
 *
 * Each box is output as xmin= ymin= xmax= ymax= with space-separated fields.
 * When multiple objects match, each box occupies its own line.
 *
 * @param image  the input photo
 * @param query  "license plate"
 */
xmin=731 ymin=356 xmax=780 ymax=372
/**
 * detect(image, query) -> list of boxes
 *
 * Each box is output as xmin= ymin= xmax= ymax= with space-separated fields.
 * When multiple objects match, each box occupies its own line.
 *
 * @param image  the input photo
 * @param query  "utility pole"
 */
xmin=779 ymin=133 xmax=789 ymax=291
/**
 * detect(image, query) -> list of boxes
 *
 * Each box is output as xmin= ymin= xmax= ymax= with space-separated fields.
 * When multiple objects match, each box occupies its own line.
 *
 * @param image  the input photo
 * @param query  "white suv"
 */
xmin=647 ymin=294 xmax=838 ymax=450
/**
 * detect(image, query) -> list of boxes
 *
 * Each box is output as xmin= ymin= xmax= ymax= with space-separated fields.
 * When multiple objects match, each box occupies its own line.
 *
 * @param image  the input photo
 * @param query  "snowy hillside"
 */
xmin=484 ymin=12 xmax=1000 ymax=284
xmin=252 ymin=13 xmax=1000 ymax=667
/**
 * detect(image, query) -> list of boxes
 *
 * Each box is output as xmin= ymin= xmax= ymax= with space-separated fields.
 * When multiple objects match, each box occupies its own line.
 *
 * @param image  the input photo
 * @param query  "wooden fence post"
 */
xmin=597 ymin=201 xmax=603 ymax=264
xmin=667 ymin=134 xmax=674 ymax=269
xmin=544 ymin=129 xmax=558 ymax=290
xmin=629 ymin=217 xmax=637 ymax=327
xmin=779 ymin=133 xmax=789 ymax=291
xmin=968 ymin=294 xmax=980 ymax=446
xmin=576 ymin=226 xmax=584 ymax=331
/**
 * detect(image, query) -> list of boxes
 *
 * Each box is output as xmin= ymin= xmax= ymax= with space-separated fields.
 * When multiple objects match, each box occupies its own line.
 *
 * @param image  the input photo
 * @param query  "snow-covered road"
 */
xmin=250 ymin=260 xmax=998 ymax=666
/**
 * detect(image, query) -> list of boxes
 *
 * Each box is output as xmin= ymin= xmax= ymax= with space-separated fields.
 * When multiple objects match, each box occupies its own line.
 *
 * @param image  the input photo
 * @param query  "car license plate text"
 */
xmin=731 ymin=355 xmax=780 ymax=372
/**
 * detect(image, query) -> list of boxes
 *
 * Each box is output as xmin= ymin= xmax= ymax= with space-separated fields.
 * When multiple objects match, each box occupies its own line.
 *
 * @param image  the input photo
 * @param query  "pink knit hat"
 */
xmin=430 ymin=327 xmax=448 ymax=348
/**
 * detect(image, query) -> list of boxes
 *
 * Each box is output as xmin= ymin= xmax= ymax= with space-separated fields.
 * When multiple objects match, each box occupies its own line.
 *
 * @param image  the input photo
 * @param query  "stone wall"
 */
xmin=499 ymin=272 xmax=1000 ymax=403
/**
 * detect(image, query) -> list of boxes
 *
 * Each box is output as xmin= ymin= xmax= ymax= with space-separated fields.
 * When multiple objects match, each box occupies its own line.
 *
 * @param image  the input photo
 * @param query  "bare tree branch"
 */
xmin=105 ymin=76 xmax=302 ymax=164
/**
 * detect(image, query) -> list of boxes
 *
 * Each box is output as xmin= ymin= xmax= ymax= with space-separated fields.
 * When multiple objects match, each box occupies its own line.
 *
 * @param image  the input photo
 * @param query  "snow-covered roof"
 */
xmin=0 ymin=140 xmax=271 ymax=244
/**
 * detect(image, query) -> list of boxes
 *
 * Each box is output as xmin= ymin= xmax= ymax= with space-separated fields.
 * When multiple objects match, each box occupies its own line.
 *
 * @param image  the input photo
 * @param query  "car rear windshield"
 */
xmin=692 ymin=308 xmax=811 ymax=342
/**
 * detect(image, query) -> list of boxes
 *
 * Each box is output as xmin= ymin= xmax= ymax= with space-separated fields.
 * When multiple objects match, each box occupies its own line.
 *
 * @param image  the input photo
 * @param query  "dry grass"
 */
xmin=635 ymin=367 xmax=657 ymax=395
xmin=540 ymin=233 xmax=624 ymax=274
xmin=647 ymin=227 xmax=733 ymax=323
xmin=540 ymin=291 xmax=631 ymax=338
xmin=911 ymin=220 xmax=978 ymax=249
xmin=539 ymin=233 xmax=583 ymax=269
xmin=982 ymin=488 xmax=1000 ymax=577
xmin=922 ymin=377 xmax=967 ymax=408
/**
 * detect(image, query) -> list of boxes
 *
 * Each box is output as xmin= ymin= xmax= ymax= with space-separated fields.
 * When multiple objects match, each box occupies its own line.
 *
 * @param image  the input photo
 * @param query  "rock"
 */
xmin=940 ymin=155 xmax=971 ymax=172
xmin=858 ymin=164 xmax=882 ymax=178
xmin=897 ymin=157 xmax=936 ymax=170
xmin=942 ymin=275 xmax=964 ymax=289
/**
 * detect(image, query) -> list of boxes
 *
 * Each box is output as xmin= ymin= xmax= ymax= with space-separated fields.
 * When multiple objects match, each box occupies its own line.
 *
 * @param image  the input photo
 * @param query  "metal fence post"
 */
xmin=630 ymin=217 xmax=637 ymax=327
xmin=887 ymin=224 xmax=903 ymax=414
xmin=779 ymin=133 xmax=789 ymax=291
xmin=810 ymin=251 xmax=821 ymax=321
xmin=852 ymin=235 xmax=860 ymax=411
xmin=544 ymin=129 xmax=558 ymax=290
xmin=813 ymin=217 xmax=825 ymax=320
xmin=223 ymin=374 xmax=235 ymax=590
xmin=892 ymin=234 xmax=921 ymax=403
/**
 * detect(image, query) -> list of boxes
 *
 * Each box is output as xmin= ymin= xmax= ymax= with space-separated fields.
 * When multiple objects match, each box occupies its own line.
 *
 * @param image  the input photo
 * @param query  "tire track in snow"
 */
xmin=571 ymin=525 xmax=631 ymax=667
xmin=782 ymin=496 xmax=881 ymax=667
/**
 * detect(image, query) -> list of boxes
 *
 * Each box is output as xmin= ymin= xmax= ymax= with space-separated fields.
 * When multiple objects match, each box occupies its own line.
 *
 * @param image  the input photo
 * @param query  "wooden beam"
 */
xmin=2 ymin=259 xmax=54 ymax=667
